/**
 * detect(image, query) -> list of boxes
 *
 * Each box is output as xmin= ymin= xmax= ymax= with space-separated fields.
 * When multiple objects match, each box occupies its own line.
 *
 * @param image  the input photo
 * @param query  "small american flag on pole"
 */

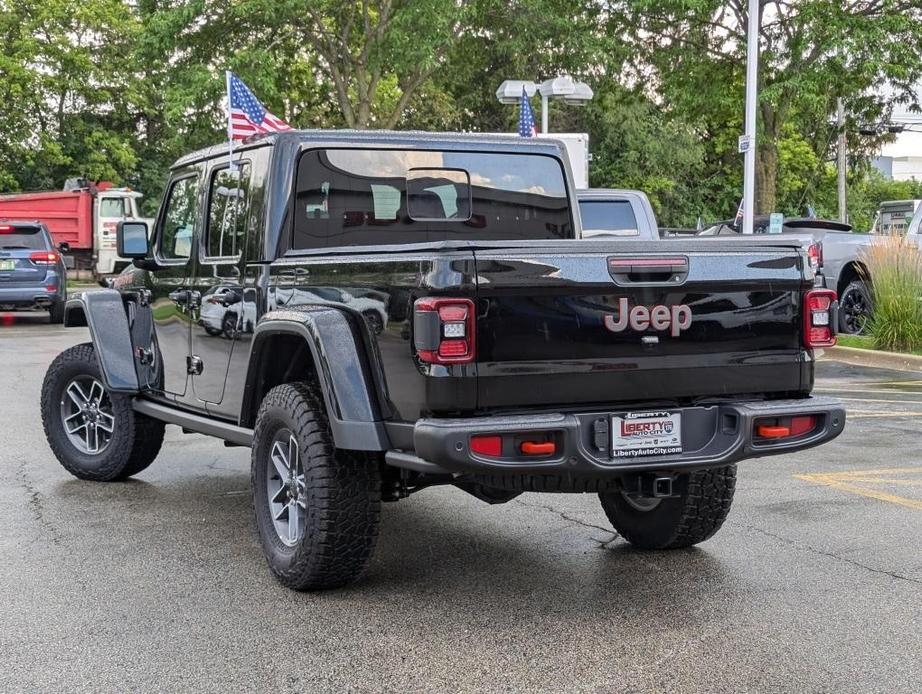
xmin=518 ymin=85 xmax=537 ymax=138
xmin=226 ymin=71 xmax=291 ymax=140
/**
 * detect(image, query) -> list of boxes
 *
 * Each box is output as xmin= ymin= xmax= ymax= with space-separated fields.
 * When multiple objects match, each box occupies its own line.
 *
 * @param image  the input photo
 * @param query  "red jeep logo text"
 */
xmin=603 ymin=298 xmax=693 ymax=337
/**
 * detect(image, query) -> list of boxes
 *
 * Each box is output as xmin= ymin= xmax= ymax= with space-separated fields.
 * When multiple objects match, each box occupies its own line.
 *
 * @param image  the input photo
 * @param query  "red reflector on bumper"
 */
xmin=470 ymin=435 xmax=502 ymax=457
xmin=790 ymin=415 xmax=816 ymax=436
xmin=756 ymin=425 xmax=791 ymax=439
xmin=521 ymin=441 xmax=556 ymax=455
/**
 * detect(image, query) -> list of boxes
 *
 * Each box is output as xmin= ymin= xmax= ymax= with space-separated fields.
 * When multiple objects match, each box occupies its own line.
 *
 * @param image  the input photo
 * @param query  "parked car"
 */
xmin=0 ymin=180 xmax=153 ymax=276
xmin=577 ymin=188 xmax=659 ymax=240
xmin=0 ymin=221 xmax=68 ymax=322
xmin=41 ymin=131 xmax=844 ymax=592
xmin=698 ymin=216 xmax=871 ymax=334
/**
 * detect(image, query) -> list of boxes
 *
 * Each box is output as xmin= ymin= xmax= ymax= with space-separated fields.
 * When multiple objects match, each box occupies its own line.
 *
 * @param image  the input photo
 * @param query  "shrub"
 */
xmin=862 ymin=235 xmax=922 ymax=353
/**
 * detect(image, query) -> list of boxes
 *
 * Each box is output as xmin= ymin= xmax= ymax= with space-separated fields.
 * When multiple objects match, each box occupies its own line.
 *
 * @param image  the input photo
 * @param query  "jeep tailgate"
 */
xmin=473 ymin=238 xmax=812 ymax=410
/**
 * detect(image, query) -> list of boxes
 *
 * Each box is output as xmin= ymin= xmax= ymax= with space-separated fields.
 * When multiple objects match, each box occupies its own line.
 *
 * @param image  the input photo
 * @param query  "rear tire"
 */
xmin=838 ymin=280 xmax=872 ymax=335
xmin=599 ymin=466 xmax=736 ymax=549
xmin=40 ymin=343 xmax=165 ymax=481
xmin=251 ymin=382 xmax=381 ymax=591
xmin=48 ymin=300 xmax=65 ymax=324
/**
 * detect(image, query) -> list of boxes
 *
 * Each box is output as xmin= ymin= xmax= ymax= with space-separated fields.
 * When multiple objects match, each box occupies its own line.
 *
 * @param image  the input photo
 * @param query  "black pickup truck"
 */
xmin=40 ymin=131 xmax=845 ymax=591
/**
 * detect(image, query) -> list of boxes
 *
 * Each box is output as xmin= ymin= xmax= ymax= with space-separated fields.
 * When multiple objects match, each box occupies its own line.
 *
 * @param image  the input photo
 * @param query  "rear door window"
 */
xmin=203 ymin=163 xmax=251 ymax=259
xmin=291 ymin=148 xmax=572 ymax=250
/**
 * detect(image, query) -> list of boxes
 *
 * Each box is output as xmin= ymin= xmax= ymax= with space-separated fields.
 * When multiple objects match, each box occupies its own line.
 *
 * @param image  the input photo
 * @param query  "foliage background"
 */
xmin=1 ymin=0 xmax=921 ymax=229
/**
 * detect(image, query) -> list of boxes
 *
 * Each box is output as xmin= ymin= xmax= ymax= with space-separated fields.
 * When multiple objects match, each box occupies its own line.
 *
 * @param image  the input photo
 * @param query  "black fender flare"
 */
xmin=63 ymin=290 xmax=139 ymax=392
xmin=243 ymin=307 xmax=390 ymax=451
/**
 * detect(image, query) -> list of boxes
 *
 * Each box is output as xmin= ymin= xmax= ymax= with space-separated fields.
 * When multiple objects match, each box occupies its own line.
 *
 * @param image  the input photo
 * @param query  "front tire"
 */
xmin=251 ymin=382 xmax=381 ymax=591
xmin=599 ymin=466 xmax=737 ymax=549
xmin=40 ymin=343 xmax=165 ymax=481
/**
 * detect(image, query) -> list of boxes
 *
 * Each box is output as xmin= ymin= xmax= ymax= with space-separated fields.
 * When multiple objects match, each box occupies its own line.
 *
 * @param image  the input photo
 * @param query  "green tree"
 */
xmin=618 ymin=0 xmax=922 ymax=214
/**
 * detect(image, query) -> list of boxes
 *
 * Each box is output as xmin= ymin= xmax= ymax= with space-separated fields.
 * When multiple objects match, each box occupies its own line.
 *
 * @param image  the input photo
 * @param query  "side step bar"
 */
xmin=132 ymin=398 xmax=253 ymax=446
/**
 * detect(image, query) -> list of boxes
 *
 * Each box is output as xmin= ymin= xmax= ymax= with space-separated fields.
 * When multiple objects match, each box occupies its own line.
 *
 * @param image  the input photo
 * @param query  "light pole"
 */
xmin=496 ymin=76 xmax=593 ymax=133
xmin=741 ymin=0 xmax=760 ymax=235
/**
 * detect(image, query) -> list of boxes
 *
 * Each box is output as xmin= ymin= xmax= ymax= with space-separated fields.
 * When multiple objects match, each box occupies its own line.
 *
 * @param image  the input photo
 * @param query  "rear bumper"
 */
xmin=389 ymin=397 xmax=845 ymax=477
xmin=0 ymin=283 xmax=64 ymax=308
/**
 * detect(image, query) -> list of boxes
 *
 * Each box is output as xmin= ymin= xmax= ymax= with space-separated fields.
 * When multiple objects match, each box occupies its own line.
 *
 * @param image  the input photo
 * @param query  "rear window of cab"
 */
xmin=290 ymin=148 xmax=574 ymax=250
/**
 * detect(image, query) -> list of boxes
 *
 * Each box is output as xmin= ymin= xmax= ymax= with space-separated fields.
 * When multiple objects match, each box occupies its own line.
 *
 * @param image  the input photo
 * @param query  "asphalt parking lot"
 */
xmin=1 ymin=313 xmax=920 ymax=694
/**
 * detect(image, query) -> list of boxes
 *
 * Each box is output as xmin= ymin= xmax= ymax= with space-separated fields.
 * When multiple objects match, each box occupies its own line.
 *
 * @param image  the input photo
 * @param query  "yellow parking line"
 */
xmin=796 ymin=470 xmax=922 ymax=511
xmin=828 ymin=477 xmax=922 ymax=486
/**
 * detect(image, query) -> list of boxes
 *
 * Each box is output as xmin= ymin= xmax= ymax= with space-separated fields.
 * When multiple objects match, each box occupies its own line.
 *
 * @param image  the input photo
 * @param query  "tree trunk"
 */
xmin=757 ymin=102 xmax=779 ymax=214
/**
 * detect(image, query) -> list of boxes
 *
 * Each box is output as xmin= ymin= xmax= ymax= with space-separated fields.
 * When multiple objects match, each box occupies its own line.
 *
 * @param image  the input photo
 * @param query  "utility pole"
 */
xmin=741 ymin=0 xmax=760 ymax=235
xmin=837 ymin=97 xmax=847 ymax=223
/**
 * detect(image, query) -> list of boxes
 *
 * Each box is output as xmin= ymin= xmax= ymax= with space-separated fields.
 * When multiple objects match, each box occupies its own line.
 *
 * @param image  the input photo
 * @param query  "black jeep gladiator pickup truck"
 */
xmin=40 ymin=131 xmax=845 ymax=591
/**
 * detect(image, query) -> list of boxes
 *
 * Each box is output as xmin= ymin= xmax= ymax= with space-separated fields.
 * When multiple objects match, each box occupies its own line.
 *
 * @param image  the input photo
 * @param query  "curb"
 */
xmin=822 ymin=345 xmax=922 ymax=373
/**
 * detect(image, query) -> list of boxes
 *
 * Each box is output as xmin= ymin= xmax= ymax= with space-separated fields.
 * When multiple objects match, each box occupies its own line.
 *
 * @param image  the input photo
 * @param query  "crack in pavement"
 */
xmin=513 ymin=498 xmax=619 ymax=546
xmin=15 ymin=457 xmax=62 ymax=546
xmin=732 ymin=522 xmax=922 ymax=586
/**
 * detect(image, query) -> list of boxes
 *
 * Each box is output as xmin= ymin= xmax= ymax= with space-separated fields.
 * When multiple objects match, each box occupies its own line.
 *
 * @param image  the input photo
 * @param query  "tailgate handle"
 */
xmin=608 ymin=256 xmax=689 ymax=285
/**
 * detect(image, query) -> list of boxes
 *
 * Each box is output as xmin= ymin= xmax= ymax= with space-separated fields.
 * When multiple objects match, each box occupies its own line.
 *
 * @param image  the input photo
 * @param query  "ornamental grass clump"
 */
xmin=862 ymin=234 xmax=922 ymax=353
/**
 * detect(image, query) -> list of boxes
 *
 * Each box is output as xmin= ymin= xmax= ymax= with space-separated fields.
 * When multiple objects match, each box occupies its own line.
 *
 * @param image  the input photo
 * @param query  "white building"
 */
xmin=875 ymin=130 xmax=922 ymax=181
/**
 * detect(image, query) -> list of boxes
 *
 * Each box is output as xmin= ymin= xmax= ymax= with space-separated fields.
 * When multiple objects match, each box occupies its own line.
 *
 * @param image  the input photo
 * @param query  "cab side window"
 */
xmin=204 ymin=163 xmax=251 ymax=259
xmin=159 ymin=176 xmax=199 ymax=260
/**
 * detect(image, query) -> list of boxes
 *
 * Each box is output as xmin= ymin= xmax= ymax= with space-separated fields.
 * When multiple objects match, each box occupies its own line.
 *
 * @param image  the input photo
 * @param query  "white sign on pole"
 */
xmin=769 ymin=212 xmax=783 ymax=234
xmin=738 ymin=135 xmax=752 ymax=154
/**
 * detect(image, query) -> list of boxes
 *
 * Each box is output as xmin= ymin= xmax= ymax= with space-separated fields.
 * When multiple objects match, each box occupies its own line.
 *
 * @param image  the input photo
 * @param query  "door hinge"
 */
xmin=187 ymin=355 xmax=204 ymax=375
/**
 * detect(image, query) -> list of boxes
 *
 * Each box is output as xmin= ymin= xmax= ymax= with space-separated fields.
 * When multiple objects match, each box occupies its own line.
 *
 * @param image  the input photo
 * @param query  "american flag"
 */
xmin=227 ymin=72 xmax=291 ymax=140
xmin=518 ymin=86 xmax=536 ymax=138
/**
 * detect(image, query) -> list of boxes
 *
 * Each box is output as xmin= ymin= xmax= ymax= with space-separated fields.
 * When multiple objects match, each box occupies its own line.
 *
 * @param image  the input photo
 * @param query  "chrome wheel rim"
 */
xmin=266 ymin=430 xmax=306 ymax=546
xmin=59 ymin=376 xmax=115 ymax=455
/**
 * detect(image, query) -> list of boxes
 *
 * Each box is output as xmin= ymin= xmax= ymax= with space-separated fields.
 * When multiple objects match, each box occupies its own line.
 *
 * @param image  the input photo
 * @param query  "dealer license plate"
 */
xmin=611 ymin=411 xmax=682 ymax=458
xmin=0 ymin=260 xmax=15 ymax=271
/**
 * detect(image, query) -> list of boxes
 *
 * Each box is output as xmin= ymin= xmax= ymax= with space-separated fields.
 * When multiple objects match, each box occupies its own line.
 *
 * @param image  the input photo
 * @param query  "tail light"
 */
xmin=413 ymin=297 xmax=475 ymax=364
xmin=0 ymin=225 xmax=14 ymax=233
xmin=803 ymin=288 xmax=836 ymax=348
xmin=807 ymin=242 xmax=823 ymax=273
xmin=30 ymin=251 xmax=59 ymax=265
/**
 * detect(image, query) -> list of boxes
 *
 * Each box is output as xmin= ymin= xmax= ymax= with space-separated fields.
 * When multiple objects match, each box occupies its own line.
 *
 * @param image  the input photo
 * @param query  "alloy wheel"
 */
xmin=266 ymin=430 xmax=307 ymax=546
xmin=59 ymin=376 xmax=115 ymax=454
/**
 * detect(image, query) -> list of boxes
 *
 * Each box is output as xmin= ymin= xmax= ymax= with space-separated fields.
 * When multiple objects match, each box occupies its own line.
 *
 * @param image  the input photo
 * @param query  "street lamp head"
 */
xmin=538 ymin=76 xmax=576 ymax=97
xmin=495 ymin=80 xmax=537 ymax=105
xmin=562 ymin=82 xmax=594 ymax=106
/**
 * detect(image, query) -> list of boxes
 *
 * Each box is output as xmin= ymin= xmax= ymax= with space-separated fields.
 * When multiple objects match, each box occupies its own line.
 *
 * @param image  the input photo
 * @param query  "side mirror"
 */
xmin=117 ymin=220 xmax=149 ymax=258
xmin=58 ymin=241 xmax=71 ymax=253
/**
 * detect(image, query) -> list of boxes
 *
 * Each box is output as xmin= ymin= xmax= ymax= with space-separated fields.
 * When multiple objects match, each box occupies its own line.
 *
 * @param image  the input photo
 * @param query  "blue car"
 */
xmin=0 ymin=221 xmax=68 ymax=323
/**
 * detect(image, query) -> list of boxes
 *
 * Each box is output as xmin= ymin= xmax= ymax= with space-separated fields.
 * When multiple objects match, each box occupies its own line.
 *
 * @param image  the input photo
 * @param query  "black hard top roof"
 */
xmin=171 ymin=130 xmax=569 ymax=170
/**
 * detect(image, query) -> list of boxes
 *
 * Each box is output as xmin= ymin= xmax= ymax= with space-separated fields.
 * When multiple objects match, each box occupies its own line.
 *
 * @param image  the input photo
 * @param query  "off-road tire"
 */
xmin=41 ymin=342 xmax=165 ymax=481
xmin=599 ymin=465 xmax=737 ymax=550
xmin=48 ymin=299 xmax=65 ymax=324
xmin=838 ymin=279 xmax=872 ymax=335
xmin=251 ymin=382 xmax=382 ymax=591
